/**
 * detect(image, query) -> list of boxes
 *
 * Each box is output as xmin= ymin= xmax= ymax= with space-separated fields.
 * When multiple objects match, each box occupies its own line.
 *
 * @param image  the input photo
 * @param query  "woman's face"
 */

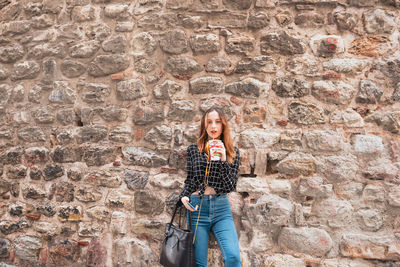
xmin=205 ymin=110 xmax=223 ymax=140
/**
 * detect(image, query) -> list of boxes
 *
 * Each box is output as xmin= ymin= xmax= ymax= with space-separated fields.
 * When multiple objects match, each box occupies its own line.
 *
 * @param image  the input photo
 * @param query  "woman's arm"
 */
xmin=178 ymin=145 xmax=196 ymax=199
xmin=218 ymin=147 xmax=240 ymax=193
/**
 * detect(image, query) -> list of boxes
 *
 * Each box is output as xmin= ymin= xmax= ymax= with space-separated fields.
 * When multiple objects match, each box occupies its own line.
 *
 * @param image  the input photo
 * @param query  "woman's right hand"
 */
xmin=181 ymin=196 xmax=198 ymax=211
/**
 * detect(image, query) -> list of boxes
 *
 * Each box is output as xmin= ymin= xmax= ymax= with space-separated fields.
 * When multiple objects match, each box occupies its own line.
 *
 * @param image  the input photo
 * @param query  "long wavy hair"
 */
xmin=197 ymin=106 xmax=236 ymax=164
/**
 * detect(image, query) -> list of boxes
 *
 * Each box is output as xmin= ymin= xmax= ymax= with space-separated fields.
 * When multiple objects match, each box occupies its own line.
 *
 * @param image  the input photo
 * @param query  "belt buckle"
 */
xmin=210 ymin=195 xmax=213 ymax=199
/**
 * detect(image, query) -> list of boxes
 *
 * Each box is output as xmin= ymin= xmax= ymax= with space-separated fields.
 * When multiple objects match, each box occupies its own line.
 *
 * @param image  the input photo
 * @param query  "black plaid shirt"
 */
xmin=179 ymin=144 xmax=240 ymax=198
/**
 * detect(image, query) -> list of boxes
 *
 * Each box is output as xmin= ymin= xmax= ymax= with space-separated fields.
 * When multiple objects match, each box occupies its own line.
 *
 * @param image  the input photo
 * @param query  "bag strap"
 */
xmin=167 ymin=202 xmax=193 ymax=232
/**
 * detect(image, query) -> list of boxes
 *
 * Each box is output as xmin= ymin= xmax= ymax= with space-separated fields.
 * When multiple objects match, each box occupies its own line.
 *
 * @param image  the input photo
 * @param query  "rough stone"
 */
xmin=310 ymin=35 xmax=345 ymax=58
xmin=239 ymin=128 xmax=280 ymax=149
xmin=102 ymin=34 xmax=126 ymax=53
xmin=160 ymin=29 xmax=188 ymax=54
xmin=294 ymin=12 xmax=325 ymax=27
xmin=288 ymin=101 xmax=325 ymax=125
xmin=54 ymin=182 xmax=74 ymax=202
xmin=248 ymin=11 xmax=269 ymax=29
xmin=352 ymin=134 xmax=384 ymax=154
xmin=168 ymin=100 xmax=195 ymax=121
xmin=0 ymin=220 xmax=29 ymax=235
xmin=133 ymin=105 xmax=164 ymax=125
xmin=36 ymin=203 xmax=56 ymax=217
xmin=116 ymin=79 xmax=147 ymax=101
xmin=86 ymin=206 xmax=111 ymax=222
xmin=334 ymin=11 xmax=358 ymax=31
xmin=304 ymin=130 xmax=343 ymax=152
xmin=340 ymin=234 xmax=393 ymax=260
xmin=374 ymin=57 xmax=400 ymax=79
xmin=189 ymin=76 xmax=223 ymax=94
xmin=58 ymin=206 xmax=83 ymax=222
xmin=313 ymin=198 xmax=354 ymax=228
xmin=70 ymin=40 xmax=100 ymax=58
xmin=0 ymin=239 xmax=11 ymax=258
xmin=124 ymin=170 xmax=149 ymax=190
xmin=130 ymin=32 xmax=157 ymax=56
xmin=0 ymin=65 xmax=9 ymax=81
xmin=356 ymin=80 xmax=383 ymax=104
xmin=84 ymin=170 xmax=122 ymax=188
xmin=100 ymin=106 xmax=128 ymax=122
xmin=88 ymin=55 xmax=130 ymax=77
xmin=165 ymin=57 xmax=202 ymax=79
xmin=25 ymin=147 xmax=49 ymax=163
xmin=29 ymin=167 xmax=42 ymax=180
xmin=225 ymin=36 xmax=255 ymax=55
xmin=85 ymin=23 xmax=111 ymax=41
xmin=134 ymin=191 xmax=164 ymax=215
xmin=78 ymin=222 xmax=102 ymax=237
xmin=362 ymin=184 xmax=385 ymax=202
xmin=278 ymin=227 xmax=333 ymax=256
xmin=208 ymin=12 xmax=247 ymax=28
xmin=71 ymin=5 xmax=95 ymax=22
xmin=365 ymin=111 xmax=400 ymax=134
xmin=316 ymin=154 xmax=358 ymax=183
xmin=357 ymin=209 xmax=383 ymax=231
xmin=11 ymin=61 xmax=40 ymax=81
xmin=133 ymin=55 xmax=155 ymax=73
xmin=60 ymin=60 xmax=86 ymax=78
xmin=122 ymin=147 xmax=168 ymax=168
xmin=34 ymin=222 xmax=58 ymax=236
xmin=323 ymin=58 xmax=369 ymax=73
xmin=299 ymin=176 xmax=333 ymax=199
xmin=280 ymin=129 xmax=303 ymax=151
xmin=75 ymin=125 xmax=107 ymax=144
xmin=261 ymin=31 xmax=304 ymax=55
xmin=264 ymin=254 xmax=306 ymax=267
xmin=104 ymin=4 xmax=130 ymax=19
xmin=239 ymin=56 xmax=277 ymax=74
xmin=153 ymin=80 xmax=182 ymax=99
xmin=6 ymin=165 xmax=27 ymax=179
xmin=144 ymin=125 xmax=172 ymax=148
xmin=222 ymin=0 xmax=252 ymax=9
xmin=52 ymin=146 xmax=81 ymax=163
xmin=44 ymin=164 xmax=64 ymax=181
xmin=206 ymin=57 xmax=231 ymax=73
xmin=49 ymin=81 xmax=77 ymax=104
xmin=14 ymin=235 xmax=42 ymax=263
xmin=243 ymin=194 xmax=293 ymax=227
xmin=243 ymin=105 xmax=266 ymax=123
xmin=75 ymin=186 xmax=102 ymax=203
xmin=363 ymin=9 xmax=395 ymax=34
xmin=190 ymin=33 xmax=220 ymax=54
xmin=33 ymin=108 xmax=55 ymax=124
xmin=362 ymin=158 xmax=399 ymax=181
xmin=113 ymin=238 xmax=153 ymax=266
xmin=0 ymin=44 xmax=24 ymax=64
xmin=106 ymin=190 xmax=134 ymax=210
xmin=276 ymin=152 xmax=316 ymax=177
xmin=109 ymin=125 xmax=131 ymax=143
xmin=56 ymin=108 xmax=76 ymax=126
xmin=286 ymin=56 xmax=321 ymax=77
xmin=388 ymin=186 xmax=400 ymax=207
xmin=330 ymin=108 xmax=364 ymax=127
xmin=27 ymin=42 xmax=66 ymax=59
xmin=2 ymin=147 xmax=23 ymax=165
xmin=272 ymin=77 xmax=310 ymax=98
xmin=82 ymin=83 xmax=110 ymax=103
xmin=115 ymin=21 xmax=134 ymax=32
xmin=225 ymin=78 xmax=268 ymax=98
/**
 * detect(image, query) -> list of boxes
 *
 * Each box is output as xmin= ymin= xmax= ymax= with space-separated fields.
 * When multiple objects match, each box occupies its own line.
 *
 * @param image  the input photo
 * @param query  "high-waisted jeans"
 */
xmin=187 ymin=194 xmax=241 ymax=267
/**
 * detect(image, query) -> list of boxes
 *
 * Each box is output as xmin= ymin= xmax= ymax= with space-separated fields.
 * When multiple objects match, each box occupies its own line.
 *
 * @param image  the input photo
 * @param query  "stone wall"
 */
xmin=0 ymin=0 xmax=400 ymax=266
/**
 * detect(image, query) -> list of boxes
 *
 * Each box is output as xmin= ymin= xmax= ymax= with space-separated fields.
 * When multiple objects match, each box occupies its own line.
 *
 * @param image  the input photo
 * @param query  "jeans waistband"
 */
xmin=190 ymin=194 xmax=227 ymax=200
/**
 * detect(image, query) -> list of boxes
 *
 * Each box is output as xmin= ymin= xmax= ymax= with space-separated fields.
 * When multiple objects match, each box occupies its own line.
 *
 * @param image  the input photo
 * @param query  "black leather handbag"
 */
xmin=160 ymin=203 xmax=196 ymax=267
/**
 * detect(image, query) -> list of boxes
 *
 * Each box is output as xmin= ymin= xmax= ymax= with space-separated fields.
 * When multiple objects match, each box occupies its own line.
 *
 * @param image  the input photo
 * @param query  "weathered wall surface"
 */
xmin=0 ymin=0 xmax=400 ymax=266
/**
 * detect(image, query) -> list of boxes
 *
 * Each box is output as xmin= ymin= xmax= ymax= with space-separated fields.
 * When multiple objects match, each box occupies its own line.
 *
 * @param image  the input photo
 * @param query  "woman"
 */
xmin=178 ymin=106 xmax=241 ymax=267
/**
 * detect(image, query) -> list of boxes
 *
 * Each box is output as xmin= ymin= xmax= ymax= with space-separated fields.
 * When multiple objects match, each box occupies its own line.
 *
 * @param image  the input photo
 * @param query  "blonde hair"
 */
xmin=197 ymin=106 xmax=236 ymax=164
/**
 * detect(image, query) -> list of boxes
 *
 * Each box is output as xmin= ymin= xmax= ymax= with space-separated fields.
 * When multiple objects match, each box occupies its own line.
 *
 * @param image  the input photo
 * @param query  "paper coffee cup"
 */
xmin=208 ymin=140 xmax=222 ymax=161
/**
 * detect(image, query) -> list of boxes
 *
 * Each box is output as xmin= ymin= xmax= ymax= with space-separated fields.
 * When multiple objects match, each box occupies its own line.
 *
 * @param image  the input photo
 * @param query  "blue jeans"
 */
xmin=187 ymin=194 xmax=241 ymax=267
